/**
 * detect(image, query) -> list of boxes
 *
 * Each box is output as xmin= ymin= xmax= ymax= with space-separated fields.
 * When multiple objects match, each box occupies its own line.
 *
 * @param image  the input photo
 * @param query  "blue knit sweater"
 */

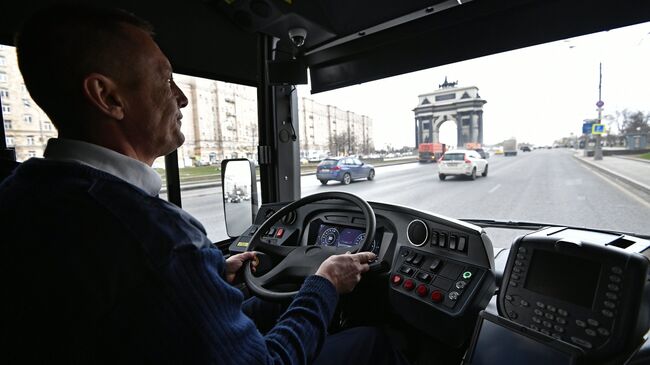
xmin=0 ymin=159 xmax=338 ymax=364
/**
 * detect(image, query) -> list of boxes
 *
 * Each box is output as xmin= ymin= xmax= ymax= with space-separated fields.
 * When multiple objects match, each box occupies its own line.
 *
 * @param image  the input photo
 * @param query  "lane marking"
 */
xmin=488 ymin=184 xmax=501 ymax=194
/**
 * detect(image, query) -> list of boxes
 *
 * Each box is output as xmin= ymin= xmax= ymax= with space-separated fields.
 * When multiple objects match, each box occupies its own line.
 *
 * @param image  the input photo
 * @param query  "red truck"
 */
xmin=418 ymin=143 xmax=446 ymax=162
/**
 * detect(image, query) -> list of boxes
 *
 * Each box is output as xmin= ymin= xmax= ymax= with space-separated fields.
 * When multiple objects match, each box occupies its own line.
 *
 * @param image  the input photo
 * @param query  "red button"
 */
xmin=275 ymin=228 xmax=284 ymax=238
xmin=431 ymin=290 xmax=443 ymax=303
xmin=403 ymin=279 xmax=415 ymax=291
xmin=391 ymin=274 xmax=403 ymax=285
xmin=416 ymin=284 xmax=429 ymax=297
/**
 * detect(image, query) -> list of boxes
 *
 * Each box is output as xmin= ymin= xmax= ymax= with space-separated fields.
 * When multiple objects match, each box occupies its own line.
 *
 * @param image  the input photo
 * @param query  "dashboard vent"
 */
xmin=407 ymin=219 xmax=428 ymax=246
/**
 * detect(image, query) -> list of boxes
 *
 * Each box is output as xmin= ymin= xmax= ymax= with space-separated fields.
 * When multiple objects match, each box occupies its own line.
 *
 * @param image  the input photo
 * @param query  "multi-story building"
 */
xmin=299 ymin=97 xmax=374 ymax=157
xmin=0 ymin=45 xmax=57 ymax=161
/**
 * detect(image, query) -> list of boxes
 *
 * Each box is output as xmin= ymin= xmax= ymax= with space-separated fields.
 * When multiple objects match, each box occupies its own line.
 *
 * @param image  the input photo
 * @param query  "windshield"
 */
xmin=2 ymin=23 xmax=649 ymax=246
xmin=296 ymin=21 xmax=650 ymax=244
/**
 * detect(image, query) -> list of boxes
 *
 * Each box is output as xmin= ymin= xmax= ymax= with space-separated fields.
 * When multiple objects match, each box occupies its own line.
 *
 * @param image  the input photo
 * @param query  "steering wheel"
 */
xmin=244 ymin=191 xmax=376 ymax=301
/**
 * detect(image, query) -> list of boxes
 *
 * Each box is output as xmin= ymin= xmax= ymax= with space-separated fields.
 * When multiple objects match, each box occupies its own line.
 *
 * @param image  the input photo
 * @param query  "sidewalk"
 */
xmin=573 ymin=152 xmax=650 ymax=198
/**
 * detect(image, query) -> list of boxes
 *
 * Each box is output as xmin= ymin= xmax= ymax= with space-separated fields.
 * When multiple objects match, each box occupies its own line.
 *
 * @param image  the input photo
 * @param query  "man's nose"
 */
xmin=173 ymin=81 xmax=188 ymax=108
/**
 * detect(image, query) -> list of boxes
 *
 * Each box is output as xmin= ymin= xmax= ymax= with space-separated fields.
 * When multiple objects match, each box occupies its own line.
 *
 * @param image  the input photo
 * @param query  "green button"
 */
xmin=463 ymin=271 xmax=472 ymax=279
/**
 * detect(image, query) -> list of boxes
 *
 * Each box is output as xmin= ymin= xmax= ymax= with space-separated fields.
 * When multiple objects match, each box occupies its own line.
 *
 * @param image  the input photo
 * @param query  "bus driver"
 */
xmin=0 ymin=4 xmax=407 ymax=365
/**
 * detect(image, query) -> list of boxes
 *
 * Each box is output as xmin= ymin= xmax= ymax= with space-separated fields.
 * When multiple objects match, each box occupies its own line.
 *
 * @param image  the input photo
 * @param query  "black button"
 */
xmin=570 ymin=337 xmax=592 ymax=349
xmin=401 ymin=250 xmax=410 ymax=257
xmin=267 ymin=228 xmax=276 ymax=236
xmin=534 ymin=309 xmax=543 ymax=316
xmin=597 ymin=328 xmax=610 ymax=336
xmin=412 ymin=255 xmax=423 ymax=266
xmin=605 ymin=292 xmax=618 ymax=300
xmin=518 ymin=247 xmax=527 ymax=253
xmin=430 ymin=232 xmax=438 ymax=246
xmin=508 ymin=311 xmax=518 ymax=319
xmin=429 ymin=259 xmax=441 ymax=272
xmin=532 ymin=317 xmax=542 ymax=324
xmin=455 ymin=281 xmax=467 ymax=289
xmin=556 ymin=317 xmax=567 ymax=325
xmin=604 ymin=301 xmax=616 ymax=309
xmin=520 ymin=300 xmax=529 ymax=307
xmin=513 ymin=267 xmax=522 ymax=273
xmin=575 ymin=320 xmax=586 ymax=328
xmin=545 ymin=313 xmax=555 ymax=320
xmin=530 ymin=324 xmax=539 ymax=331
xmin=417 ymin=272 xmax=431 ymax=282
xmin=587 ymin=319 xmax=599 ymax=327
xmin=438 ymin=233 xmax=447 ymax=247
xmin=536 ymin=302 xmax=545 ymax=309
xmin=515 ymin=260 xmax=523 ymax=266
xmin=405 ymin=254 xmax=416 ymax=263
xmin=543 ymin=321 xmax=552 ymax=328
xmin=399 ymin=266 xmax=414 ymax=275
xmin=512 ymin=274 xmax=520 ymax=280
xmin=602 ymin=309 xmax=614 ymax=318
xmin=509 ymin=282 xmax=518 ymax=287
xmin=571 ymin=336 xmax=591 ymax=349
xmin=249 ymin=226 xmax=258 ymax=234
xmin=457 ymin=237 xmax=467 ymax=251
xmin=516 ymin=254 xmax=525 ymax=260
xmin=607 ymin=283 xmax=619 ymax=292
xmin=585 ymin=329 xmax=596 ymax=337
xmin=449 ymin=235 xmax=457 ymax=250
xmin=611 ymin=266 xmax=623 ymax=275
xmin=546 ymin=305 xmax=556 ymax=313
xmin=557 ymin=309 xmax=569 ymax=317
xmin=505 ymin=295 xmax=513 ymax=302
xmin=609 ymin=275 xmax=621 ymax=283
xmin=554 ymin=325 xmax=565 ymax=333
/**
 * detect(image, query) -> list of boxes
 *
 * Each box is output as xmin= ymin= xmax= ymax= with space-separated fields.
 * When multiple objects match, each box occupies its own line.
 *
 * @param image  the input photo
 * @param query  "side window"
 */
xmin=353 ymin=158 xmax=362 ymax=165
xmin=155 ymin=74 xmax=258 ymax=243
xmin=0 ymin=44 xmax=56 ymax=161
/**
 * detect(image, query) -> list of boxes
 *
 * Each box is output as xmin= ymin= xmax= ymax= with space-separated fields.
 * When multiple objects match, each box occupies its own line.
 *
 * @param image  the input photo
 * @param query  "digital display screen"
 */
xmin=469 ymin=316 xmax=576 ymax=365
xmin=316 ymin=224 xmax=364 ymax=247
xmin=524 ymin=250 xmax=601 ymax=308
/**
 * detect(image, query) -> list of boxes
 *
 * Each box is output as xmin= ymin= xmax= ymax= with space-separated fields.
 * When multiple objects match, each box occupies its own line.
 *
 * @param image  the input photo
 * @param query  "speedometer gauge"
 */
xmin=354 ymin=233 xmax=380 ymax=254
xmin=319 ymin=228 xmax=340 ymax=246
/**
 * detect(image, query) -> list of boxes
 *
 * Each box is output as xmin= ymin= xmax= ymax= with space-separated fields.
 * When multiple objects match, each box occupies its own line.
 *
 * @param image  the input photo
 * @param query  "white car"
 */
xmin=438 ymin=149 xmax=488 ymax=181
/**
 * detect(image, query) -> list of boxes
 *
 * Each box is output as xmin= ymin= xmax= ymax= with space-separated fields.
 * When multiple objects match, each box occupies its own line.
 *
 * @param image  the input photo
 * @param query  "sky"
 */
xmin=297 ymin=21 xmax=650 ymax=149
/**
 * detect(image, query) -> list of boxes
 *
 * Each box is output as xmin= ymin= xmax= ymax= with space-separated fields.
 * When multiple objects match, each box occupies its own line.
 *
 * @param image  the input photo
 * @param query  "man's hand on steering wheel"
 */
xmin=225 ymin=251 xmax=259 ymax=284
xmin=316 ymin=252 xmax=377 ymax=293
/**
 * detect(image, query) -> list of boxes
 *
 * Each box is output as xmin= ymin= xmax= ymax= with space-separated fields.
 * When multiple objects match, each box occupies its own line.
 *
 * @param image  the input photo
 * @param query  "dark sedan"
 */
xmin=316 ymin=157 xmax=375 ymax=185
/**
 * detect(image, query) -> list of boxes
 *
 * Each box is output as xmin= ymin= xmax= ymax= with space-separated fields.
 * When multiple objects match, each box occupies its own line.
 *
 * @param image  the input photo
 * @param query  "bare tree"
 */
xmin=621 ymin=110 xmax=650 ymax=135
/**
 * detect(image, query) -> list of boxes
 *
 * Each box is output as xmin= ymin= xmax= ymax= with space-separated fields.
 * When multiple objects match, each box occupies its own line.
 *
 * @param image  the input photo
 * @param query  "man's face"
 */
xmin=116 ymin=24 xmax=188 ymax=162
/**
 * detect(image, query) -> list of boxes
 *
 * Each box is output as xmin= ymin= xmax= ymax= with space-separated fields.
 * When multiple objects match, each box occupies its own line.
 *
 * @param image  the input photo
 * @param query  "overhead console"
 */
xmin=496 ymin=227 xmax=650 ymax=364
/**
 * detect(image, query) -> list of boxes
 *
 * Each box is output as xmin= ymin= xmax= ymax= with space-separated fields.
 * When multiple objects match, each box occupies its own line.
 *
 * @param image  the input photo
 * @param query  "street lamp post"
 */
xmin=594 ymin=63 xmax=604 ymax=161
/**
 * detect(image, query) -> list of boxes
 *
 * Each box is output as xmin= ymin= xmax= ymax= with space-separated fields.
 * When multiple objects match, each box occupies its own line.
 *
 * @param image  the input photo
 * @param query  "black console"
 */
xmin=390 ymin=246 xmax=495 ymax=347
xmin=498 ymin=228 xmax=650 ymax=363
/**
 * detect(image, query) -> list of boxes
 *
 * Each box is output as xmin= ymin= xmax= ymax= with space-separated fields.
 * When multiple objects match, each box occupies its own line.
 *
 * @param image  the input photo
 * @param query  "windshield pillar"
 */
xmin=257 ymin=34 xmax=301 ymax=203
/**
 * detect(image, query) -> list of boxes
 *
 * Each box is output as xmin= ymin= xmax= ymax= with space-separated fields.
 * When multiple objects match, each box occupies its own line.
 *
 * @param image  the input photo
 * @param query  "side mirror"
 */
xmin=221 ymin=159 xmax=258 ymax=237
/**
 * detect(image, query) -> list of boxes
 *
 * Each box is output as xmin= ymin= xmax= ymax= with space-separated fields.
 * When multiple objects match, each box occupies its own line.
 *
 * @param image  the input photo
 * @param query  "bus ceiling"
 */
xmin=1 ymin=0 xmax=649 ymax=93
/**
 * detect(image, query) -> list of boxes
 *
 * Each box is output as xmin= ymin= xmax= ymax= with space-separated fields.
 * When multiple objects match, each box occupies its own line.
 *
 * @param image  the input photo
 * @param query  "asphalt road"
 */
xmin=174 ymin=149 xmax=650 ymax=249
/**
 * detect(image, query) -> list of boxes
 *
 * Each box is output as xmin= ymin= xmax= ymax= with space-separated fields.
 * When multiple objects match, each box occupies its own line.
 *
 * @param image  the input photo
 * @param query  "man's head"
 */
xmin=15 ymin=5 xmax=188 ymax=164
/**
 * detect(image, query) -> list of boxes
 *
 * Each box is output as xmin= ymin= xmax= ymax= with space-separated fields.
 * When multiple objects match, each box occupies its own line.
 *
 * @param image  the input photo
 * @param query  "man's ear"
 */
xmin=81 ymin=73 xmax=125 ymax=120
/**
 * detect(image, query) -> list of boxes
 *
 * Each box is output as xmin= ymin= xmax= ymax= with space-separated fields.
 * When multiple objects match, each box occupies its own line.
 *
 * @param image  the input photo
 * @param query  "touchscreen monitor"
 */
xmin=466 ymin=311 xmax=582 ymax=365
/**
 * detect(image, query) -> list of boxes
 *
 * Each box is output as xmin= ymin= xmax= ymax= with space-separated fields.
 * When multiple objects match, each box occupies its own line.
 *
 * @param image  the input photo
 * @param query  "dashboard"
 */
xmin=229 ymin=199 xmax=497 ymax=346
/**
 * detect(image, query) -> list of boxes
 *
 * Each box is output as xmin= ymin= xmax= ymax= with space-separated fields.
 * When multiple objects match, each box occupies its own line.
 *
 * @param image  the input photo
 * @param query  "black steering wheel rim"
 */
xmin=244 ymin=191 xmax=376 ymax=301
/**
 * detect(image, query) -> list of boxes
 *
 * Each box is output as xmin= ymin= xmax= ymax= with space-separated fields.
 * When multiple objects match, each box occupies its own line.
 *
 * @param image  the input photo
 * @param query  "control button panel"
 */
xmin=391 ymin=246 xmax=483 ymax=312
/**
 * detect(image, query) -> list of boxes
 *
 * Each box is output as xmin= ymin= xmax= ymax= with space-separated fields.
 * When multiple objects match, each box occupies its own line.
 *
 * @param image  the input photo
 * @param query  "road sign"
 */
xmin=592 ymin=124 xmax=605 ymax=135
xmin=582 ymin=122 xmax=594 ymax=134
xmin=596 ymin=100 xmax=604 ymax=108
